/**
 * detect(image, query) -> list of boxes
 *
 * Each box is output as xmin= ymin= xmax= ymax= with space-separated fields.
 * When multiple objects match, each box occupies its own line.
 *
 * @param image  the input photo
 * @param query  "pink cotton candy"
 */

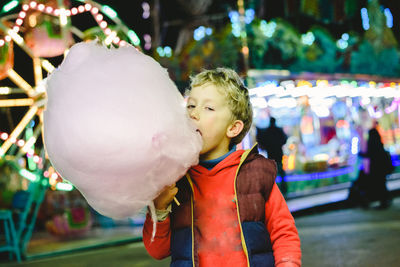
xmin=43 ymin=42 xmax=202 ymax=219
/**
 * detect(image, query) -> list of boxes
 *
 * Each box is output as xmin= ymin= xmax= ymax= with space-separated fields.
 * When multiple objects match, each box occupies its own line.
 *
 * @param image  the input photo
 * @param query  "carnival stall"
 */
xmin=246 ymin=70 xmax=400 ymax=196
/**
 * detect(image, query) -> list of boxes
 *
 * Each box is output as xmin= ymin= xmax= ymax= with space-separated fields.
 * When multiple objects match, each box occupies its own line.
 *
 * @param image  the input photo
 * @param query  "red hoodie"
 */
xmin=143 ymin=149 xmax=301 ymax=266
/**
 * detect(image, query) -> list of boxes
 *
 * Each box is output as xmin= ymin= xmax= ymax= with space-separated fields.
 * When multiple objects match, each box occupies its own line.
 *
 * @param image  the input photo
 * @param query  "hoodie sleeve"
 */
xmin=265 ymin=183 xmax=302 ymax=266
xmin=142 ymin=213 xmax=171 ymax=260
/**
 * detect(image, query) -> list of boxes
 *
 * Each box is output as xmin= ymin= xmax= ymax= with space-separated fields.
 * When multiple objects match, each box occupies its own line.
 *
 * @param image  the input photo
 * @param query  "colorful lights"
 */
xmin=193 ymin=26 xmax=213 ymax=41
xmin=384 ymin=8 xmax=393 ymax=28
xmin=142 ymin=2 xmax=150 ymax=19
xmin=101 ymin=5 xmax=117 ymax=19
xmin=127 ymin=30 xmax=140 ymax=46
xmin=19 ymin=169 xmax=38 ymax=182
xmin=156 ymin=46 xmax=173 ymax=57
xmin=0 ymin=1 xmax=141 ymax=48
xmin=259 ymin=20 xmax=276 ymax=38
xmin=361 ymin=8 xmax=370 ymax=30
xmin=1 ymin=0 xmax=19 ymax=13
xmin=301 ymin=32 xmax=315 ymax=46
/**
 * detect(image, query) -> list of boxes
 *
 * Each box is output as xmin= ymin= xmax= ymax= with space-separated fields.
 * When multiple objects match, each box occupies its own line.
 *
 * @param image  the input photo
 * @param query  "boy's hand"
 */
xmin=154 ymin=183 xmax=178 ymax=210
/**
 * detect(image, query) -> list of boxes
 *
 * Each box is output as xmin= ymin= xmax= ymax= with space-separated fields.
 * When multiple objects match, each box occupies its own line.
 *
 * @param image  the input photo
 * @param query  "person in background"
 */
xmin=256 ymin=117 xmax=288 ymax=196
xmin=142 ymin=68 xmax=301 ymax=266
xmin=359 ymin=122 xmax=393 ymax=209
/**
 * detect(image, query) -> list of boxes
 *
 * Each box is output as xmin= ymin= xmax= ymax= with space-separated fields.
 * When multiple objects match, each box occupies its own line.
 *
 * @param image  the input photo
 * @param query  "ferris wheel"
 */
xmin=0 ymin=0 xmax=142 ymax=190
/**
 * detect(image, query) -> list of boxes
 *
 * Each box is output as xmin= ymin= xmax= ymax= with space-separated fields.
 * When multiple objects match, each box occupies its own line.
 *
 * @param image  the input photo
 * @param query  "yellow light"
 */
xmin=41 ymin=59 xmax=55 ymax=73
xmin=21 ymin=136 xmax=37 ymax=153
xmin=59 ymin=8 xmax=68 ymax=26
xmin=0 ymin=98 xmax=34 ymax=107
xmin=0 ymin=106 xmax=38 ymax=156
xmin=0 ymin=87 xmax=11 ymax=94
xmin=33 ymin=57 xmax=43 ymax=85
xmin=104 ymin=31 xmax=117 ymax=45
xmin=29 ymin=14 xmax=37 ymax=27
xmin=288 ymin=154 xmax=295 ymax=170
xmin=7 ymin=29 xmax=24 ymax=45
xmin=7 ymin=69 xmax=34 ymax=95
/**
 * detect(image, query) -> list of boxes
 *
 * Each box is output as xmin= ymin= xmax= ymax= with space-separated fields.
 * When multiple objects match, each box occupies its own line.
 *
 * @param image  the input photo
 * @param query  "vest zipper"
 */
xmin=186 ymin=174 xmax=196 ymax=267
xmin=234 ymin=146 xmax=256 ymax=267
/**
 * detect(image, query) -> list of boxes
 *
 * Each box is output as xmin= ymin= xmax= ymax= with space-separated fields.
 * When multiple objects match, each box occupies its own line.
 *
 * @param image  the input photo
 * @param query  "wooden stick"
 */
xmin=173 ymin=197 xmax=180 ymax=206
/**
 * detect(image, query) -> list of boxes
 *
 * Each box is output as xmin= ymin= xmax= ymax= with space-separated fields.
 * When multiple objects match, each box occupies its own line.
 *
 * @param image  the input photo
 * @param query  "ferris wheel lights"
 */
xmin=119 ymin=40 xmax=127 ymax=46
xmin=17 ymin=139 xmax=25 ymax=147
xmin=33 ymin=155 xmax=40 ymax=163
xmin=22 ymin=4 xmax=29 ymax=11
xmin=19 ymin=11 xmax=26 ymax=18
xmin=19 ymin=169 xmax=39 ymax=182
xmin=71 ymin=7 xmax=78 ymax=15
xmin=2 ymin=0 xmax=19 ymax=13
xmin=100 ymin=21 xmax=107 ymax=29
xmin=78 ymin=5 xmax=85 ymax=13
xmin=91 ymin=7 xmax=99 ymax=14
xmin=104 ymin=31 xmax=117 ymax=45
xmin=0 ymin=133 xmax=8 ymax=140
xmin=65 ymin=10 xmax=71 ymax=16
xmin=104 ymin=28 xmax=111 ymax=35
xmin=29 ymin=1 xmax=37 ymax=9
xmin=85 ymin=4 xmax=92 ymax=11
xmin=0 ymin=87 xmax=10 ymax=94
xmin=41 ymin=60 xmax=56 ymax=73
xmin=102 ymin=5 xmax=117 ymax=19
xmin=0 ymin=40 xmax=4 ymax=46
xmin=4 ymin=35 xmax=11 ymax=42
xmin=95 ymin=14 xmax=103 ymax=21
xmin=56 ymin=182 xmax=74 ymax=191
xmin=128 ymin=30 xmax=140 ymax=46
xmin=38 ymin=4 xmax=45 ymax=11
xmin=53 ymin=9 xmax=60 ymax=16
xmin=59 ymin=8 xmax=67 ymax=25
xmin=7 ymin=29 xmax=24 ymax=45
xmin=13 ymin=26 xmax=19 ymax=32
xmin=46 ymin=6 xmax=53 ymax=13
xmin=113 ymin=36 xmax=120 ymax=44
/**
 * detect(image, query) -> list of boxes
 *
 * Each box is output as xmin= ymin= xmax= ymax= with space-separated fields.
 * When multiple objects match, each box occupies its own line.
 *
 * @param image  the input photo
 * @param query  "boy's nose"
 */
xmin=189 ymin=110 xmax=199 ymax=120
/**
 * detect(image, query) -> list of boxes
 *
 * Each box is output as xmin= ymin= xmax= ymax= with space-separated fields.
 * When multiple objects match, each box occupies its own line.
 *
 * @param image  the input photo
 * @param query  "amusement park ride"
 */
xmin=0 ymin=0 xmax=142 ymax=260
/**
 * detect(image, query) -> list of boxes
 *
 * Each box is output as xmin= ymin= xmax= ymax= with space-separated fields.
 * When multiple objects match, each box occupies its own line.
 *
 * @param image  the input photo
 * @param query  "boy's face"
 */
xmin=187 ymin=83 xmax=234 ymax=161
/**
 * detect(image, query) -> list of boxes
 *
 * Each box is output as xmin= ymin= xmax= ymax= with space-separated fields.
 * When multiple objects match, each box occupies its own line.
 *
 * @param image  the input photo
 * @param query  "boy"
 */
xmin=143 ymin=68 xmax=301 ymax=267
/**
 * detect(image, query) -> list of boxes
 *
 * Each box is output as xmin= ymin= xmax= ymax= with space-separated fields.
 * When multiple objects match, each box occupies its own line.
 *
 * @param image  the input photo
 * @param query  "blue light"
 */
xmin=260 ymin=20 xmax=276 ymax=38
xmin=229 ymin=11 xmax=240 ymax=24
xmin=245 ymin=9 xmax=255 ymax=24
xmin=384 ymin=8 xmax=393 ymax=28
xmin=194 ymin=26 xmax=206 ymax=41
xmin=301 ymin=32 xmax=315 ymax=46
xmin=341 ymin=33 xmax=349 ymax=41
xmin=280 ymin=166 xmax=355 ymax=182
xmin=205 ymin=27 xmax=213 ymax=36
xmin=337 ymin=39 xmax=348 ymax=50
xmin=156 ymin=47 xmax=164 ymax=57
xmin=232 ymin=24 xmax=241 ymax=37
xmin=164 ymin=46 xmax=172 ymax=57
xmin=361 ymin=8 xmax=370 ymax=30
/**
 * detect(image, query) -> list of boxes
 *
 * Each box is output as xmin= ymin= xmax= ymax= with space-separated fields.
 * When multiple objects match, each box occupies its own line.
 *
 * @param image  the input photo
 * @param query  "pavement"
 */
xmin=2 ymin=194 xmax=400 ymax=267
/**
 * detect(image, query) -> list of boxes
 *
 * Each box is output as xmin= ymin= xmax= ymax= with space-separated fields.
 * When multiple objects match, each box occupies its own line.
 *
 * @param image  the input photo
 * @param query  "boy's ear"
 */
xmin=227 ymin=120 xmax=244 ymax=138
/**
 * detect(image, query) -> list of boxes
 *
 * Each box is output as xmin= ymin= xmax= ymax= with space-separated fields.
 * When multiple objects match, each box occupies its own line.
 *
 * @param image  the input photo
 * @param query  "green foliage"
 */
xmin=291 ymin=26 xmax=342 ymax=73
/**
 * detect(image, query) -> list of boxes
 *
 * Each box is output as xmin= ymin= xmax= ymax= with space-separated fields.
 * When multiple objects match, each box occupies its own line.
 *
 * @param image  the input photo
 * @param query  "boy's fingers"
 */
xmin=171 ymin=187 xmax=178 ymax=196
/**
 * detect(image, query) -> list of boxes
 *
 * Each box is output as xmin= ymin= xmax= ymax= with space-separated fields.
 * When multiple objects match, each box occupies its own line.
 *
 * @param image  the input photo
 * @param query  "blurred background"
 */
xmin=1 ymin=0 xmax=400 ymax=266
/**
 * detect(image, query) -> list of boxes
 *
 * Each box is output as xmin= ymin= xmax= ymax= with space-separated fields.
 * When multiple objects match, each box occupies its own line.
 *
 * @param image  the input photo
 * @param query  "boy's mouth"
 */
xmin=196 ymin=129 xmax=202 ymax=136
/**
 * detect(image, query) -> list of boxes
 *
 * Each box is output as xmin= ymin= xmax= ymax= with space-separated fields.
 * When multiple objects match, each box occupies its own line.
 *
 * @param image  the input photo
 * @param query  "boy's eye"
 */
xmin=187 ymin=104 xmax=195 ymax=109
xmin=205 ymin=107 xmax=214 ymax=111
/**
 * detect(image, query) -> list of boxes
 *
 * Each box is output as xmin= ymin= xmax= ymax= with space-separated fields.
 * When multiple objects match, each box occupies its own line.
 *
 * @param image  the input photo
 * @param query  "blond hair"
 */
xmin=189 ymin=68 xmax=253 ymax=146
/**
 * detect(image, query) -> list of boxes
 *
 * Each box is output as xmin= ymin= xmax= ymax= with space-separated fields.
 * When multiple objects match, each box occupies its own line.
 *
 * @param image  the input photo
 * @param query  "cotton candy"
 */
xmin=43 ymin=41 xmax=202 ymax=219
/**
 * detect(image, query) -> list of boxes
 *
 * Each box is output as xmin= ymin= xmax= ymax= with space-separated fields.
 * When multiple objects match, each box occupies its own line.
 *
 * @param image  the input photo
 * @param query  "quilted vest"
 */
xmin=170 ymin=146 xmax=277 ymax=267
